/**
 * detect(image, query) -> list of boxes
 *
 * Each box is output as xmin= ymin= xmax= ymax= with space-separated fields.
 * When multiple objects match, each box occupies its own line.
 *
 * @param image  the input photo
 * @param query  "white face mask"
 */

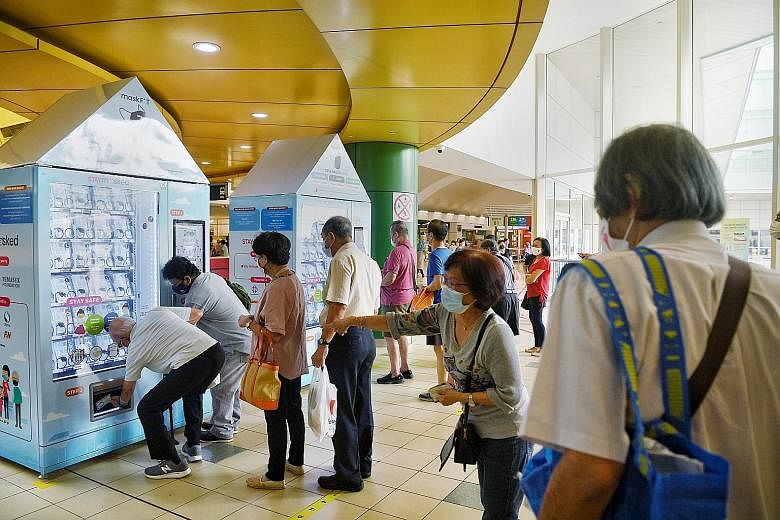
xmin=599 ymin=217 xmax=634 ymax=252
xmin=531 ymin=247 xmax=542 ymax=256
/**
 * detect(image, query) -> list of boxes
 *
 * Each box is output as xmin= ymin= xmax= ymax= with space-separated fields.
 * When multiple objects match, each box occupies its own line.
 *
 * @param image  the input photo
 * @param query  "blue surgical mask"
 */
xmin=441 ymin=285 xmax=471 ymax=314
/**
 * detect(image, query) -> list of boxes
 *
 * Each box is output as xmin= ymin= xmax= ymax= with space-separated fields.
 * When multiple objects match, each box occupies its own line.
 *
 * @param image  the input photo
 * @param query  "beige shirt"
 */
xmin=319 ymin=242 xmax=381 ymax=324
xmin=522 ymin=220 xmax=780 ymax=520
xmin=256 ymin=273 xmax=308 ymax=380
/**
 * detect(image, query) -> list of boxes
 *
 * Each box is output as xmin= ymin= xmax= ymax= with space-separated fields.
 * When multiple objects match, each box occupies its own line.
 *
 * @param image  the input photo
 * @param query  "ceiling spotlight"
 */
xmin=201 ymin=161 xmax=211 ymax=165
xmin=192 ymin=41 xmax=221 ymax=53
xmin=239 ymin=145 xmax=251 ymax=150
xmin=389 ymin=131 xmax=397 ymax=135
xmin=251 ymin=112 xmax=268 ymax=119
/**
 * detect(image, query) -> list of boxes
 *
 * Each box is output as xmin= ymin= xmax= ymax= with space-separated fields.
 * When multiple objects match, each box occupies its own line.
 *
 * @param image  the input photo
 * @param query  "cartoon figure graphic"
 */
xmin=1 ymin=366 xmax=9 ymax=423
xmin=11 ymin=371 xmax=21 ymax=429
xmin=74 ymin=308 xmax=87 ymax=335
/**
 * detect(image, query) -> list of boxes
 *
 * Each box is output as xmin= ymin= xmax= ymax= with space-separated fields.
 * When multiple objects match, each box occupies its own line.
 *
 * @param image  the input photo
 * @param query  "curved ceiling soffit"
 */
xmin=298 ymin=0 xmax=548 ymax=150
xmin=0 ymin=3 xmax=352 ymax=177
xmin=0 ymin=19 xmax=183 ymax=138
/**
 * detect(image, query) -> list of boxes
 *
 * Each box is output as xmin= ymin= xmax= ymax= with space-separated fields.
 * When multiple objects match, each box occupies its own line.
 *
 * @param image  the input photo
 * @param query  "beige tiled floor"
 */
xmin=0 ymin=320 xmax=540 ymax=519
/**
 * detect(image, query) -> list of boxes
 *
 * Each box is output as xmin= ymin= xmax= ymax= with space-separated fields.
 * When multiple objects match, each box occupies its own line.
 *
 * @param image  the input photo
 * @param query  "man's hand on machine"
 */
xmin=326 ymin=317 xmax=352 ymax=335
xmin=238 ymin=315 xmax=253 ymax=328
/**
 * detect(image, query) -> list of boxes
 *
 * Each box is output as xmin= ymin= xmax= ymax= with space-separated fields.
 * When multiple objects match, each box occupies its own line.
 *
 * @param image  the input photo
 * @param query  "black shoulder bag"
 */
xmin=439 ymin=314 xmax=494 ymax=471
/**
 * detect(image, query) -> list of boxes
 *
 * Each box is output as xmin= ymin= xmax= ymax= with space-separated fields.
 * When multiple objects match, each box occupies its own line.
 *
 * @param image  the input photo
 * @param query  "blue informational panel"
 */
xmin=0 ymin=185 xmax=33 ymax=224
xmin=230 ymin=206 xmax=262 ymax=231
xmin=261 ymin=206 xmax=293 ymax=231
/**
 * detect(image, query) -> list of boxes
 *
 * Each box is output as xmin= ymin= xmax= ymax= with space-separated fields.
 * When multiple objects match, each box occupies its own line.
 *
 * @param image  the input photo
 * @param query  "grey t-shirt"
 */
xmin=184 ymin=272 xmax=251 ymax=354
xmin=387 ymin=305 xmax=529 ymax=439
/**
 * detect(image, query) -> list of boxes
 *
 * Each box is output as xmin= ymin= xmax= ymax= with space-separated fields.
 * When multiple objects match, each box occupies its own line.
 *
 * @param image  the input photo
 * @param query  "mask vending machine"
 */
xmin=0 ymin=78 xmax=210 ymax=475
xmin=229 ymin=134 xmax=372 ymax=385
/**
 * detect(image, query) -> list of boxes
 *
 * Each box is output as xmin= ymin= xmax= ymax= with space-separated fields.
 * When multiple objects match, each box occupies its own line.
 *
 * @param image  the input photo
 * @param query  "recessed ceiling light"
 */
xmin=251 ymin=112 xmax=268 ymax=119
xmin=192 ymin=41 xmax=221 ymax=53
xmin=388 ymin=131 xmax=397 ymax=135
xmin=201 ymin=161 xmax=211 ymax=165
xmin=239 ymin=145 xmax=252 ymax=150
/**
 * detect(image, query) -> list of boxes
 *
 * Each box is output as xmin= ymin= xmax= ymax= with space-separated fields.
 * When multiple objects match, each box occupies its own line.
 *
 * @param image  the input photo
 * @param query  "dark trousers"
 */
xmin=137 ymin=343 xmax=225 ymax=462
xmin=325 ymin=327 xmax=376 ymax=484
xmin=264 ymin=375 xmax=305 ymax=481
xmin=492 ymin=293 xmax=520 ymax=336
xmin=527 ymin=296 xmax=546 ymax=348
xmin=477 ymin=437 xmax=534 ymax=520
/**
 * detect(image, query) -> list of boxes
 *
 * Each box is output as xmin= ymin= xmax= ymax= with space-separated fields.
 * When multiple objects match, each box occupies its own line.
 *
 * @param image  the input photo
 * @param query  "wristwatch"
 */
xmin=467 ymin=393 xmax=476 ymax=407
xmin=317 ymin=337 xmax=330 ymax=347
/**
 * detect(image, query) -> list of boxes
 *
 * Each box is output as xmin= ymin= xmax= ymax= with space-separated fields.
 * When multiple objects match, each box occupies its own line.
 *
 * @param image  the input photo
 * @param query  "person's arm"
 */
xmin=381 ymin=271 xmax=397 ymax=287
xmin=425 ymin=274 xmax=444 ymax=293
xmin=311 ymin=301 xmax=347 ymax=368
xmin=538 ymin=449 xmax=624 ymax=520
xmin=188 ymin=307 xmax=204 ymax=324
xmin=525 ymin=259 xmax=548 ymax=284
xmin=438 ymin=326 xmax=525 ymax=409
xmin=118 ymin=380 xmax=136 ymax=406
xmin=329 ymin=305 xmax=441 ymax=339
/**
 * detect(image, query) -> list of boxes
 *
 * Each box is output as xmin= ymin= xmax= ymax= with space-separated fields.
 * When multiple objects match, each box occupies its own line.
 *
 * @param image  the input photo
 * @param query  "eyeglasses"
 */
xmin=442 ymin=277 xmax=469 ymax=289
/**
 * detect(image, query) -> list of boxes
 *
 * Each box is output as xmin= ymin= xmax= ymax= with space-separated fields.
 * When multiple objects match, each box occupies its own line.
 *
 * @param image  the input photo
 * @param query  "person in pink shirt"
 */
xmin=376 ymin=221 xmax=417 ymax=384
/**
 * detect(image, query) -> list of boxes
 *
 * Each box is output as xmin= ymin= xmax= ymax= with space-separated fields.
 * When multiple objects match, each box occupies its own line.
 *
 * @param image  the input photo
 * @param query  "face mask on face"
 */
xmin=531 ymin=246 xmax=542 ymax=256
xmin=599 ymin=216 xmax=635 ymax=252
xmin=171 ymin=279 xmax=190 ymax=295
xmin=322 ymin=236 xmax=333 ymax=258
xmin=440 ymin=285 xmax=472 ymax=314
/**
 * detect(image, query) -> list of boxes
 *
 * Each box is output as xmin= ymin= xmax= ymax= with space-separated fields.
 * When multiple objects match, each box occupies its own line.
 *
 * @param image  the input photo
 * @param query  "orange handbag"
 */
xmin=239 ymin=326 xmax=281 ymax=411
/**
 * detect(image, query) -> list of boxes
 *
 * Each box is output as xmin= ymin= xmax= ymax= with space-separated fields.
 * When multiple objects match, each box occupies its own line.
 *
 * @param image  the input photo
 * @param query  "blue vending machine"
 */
xmin=0 ymin=77 xmax=210 ymax=475
xmin=229 ymin=134 xmax=372 ymax=386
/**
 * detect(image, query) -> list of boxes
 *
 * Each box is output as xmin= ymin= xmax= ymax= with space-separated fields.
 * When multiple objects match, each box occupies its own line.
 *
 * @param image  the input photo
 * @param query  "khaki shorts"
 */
xmin=380 ymin=304 xmax=408 ymax=337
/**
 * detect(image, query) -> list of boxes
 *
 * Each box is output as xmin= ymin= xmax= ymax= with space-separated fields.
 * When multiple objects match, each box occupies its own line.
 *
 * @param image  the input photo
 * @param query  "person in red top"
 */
xmin=523 ymin=237 xmax=551 ymax=357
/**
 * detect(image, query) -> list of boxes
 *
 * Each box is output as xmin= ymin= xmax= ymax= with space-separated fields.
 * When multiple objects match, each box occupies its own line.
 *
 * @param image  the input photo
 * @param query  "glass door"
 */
xmin=48 ymin=182 xmax=159 ymax=382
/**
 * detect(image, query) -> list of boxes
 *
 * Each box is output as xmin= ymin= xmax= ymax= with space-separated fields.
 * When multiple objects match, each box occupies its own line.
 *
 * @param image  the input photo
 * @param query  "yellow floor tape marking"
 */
xmin=289 ymin=491 xmax=341 ymax=519
xmin=32 ymin=480 xmax=56 ymax=489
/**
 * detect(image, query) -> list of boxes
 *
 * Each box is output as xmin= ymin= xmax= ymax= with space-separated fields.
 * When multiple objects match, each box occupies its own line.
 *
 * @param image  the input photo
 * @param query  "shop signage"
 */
xmin=210 ymin=183 xmax=229 ymax=201
xmin=720 ymin=218 xmax=750 ymax=261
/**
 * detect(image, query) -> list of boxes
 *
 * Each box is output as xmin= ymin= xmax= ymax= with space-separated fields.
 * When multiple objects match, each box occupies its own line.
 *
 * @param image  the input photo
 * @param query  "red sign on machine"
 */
xmin=0 ymin=297 xmax=9 ymax=307
xmin=0 ymin=257 xmax=8 ymax=267
xmin=250 ymin=276 xmax=271 ymax=284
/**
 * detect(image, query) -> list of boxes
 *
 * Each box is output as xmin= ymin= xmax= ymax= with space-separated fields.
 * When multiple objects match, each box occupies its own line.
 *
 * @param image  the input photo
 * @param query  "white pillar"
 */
xmin=600 ymin=26 xmax=614 ymax=152
xmin=534 ymin=53 xmax=547 ymax=239
xmin=677 ymin=0 xmax=694 ymax=129
xmin=772 ymin=0 xmax=779 ymax=270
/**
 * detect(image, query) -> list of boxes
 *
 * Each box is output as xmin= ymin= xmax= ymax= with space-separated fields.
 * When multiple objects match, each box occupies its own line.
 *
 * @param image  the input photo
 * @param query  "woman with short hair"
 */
xmin=328 ymin=249 xmax=532 ymax=519
xmin=239 ymin=232 xmax=307 ymax=490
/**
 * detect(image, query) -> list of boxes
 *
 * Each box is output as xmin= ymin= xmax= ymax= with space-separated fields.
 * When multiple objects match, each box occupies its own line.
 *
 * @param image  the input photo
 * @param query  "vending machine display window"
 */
xmin=48 ymin=183 xmax=159 ymax=382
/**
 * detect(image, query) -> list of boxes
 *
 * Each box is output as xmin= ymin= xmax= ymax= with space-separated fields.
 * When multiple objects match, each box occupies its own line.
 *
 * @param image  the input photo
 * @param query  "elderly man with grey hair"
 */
xmin=311 ymin=215 xmax=382 ymax=492
xmin=109 ymin=307 xmax=224 ymax=480
xmin=521 ymin=124 xmax=780 ymax=519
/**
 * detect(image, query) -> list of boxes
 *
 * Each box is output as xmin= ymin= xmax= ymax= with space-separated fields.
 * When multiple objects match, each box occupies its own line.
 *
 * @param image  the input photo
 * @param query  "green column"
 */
xmin=345 ymin=142 xmax=419 ymax=265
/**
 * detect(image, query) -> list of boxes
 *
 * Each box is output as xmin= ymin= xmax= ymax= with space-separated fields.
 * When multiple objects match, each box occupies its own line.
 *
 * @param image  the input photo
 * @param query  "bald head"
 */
xmin=109 ymin=317 xmax=135 ymax=346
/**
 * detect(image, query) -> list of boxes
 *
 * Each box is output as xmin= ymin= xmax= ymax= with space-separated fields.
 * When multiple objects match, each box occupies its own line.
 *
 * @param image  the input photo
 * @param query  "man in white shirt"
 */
xmin=521 ymin=124 xmax=779 ymax=519
xmin=110 ymin=307 xmax=225 ymax=480
xmin=311 ymin=216 xmax=381 ymax=492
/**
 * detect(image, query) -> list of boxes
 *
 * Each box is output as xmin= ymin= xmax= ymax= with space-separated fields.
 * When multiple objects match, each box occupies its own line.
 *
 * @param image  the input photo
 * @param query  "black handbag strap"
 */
xmin=462 ymin=314 xmax=494 ymax=424
xmin=688 ymin=256 xmax=751 ymax=415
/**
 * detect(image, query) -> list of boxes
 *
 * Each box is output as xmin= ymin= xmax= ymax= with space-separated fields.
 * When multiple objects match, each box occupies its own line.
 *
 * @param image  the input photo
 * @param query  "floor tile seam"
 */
xmin=374 ymin=485 xmax=482 ymax=512
xmin=65 ymin=469 xmax=187 ymax=520
xmin=4 ymin=489 xmax=54 ymax=518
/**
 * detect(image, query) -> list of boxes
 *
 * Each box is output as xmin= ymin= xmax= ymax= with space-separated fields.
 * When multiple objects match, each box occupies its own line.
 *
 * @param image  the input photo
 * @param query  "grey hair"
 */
xmin=595 ymin=124 xmax=725 ymax=226
xmin=480 ymin=239 xmax=499 ymax=253
xmin=322 ymin=216 xmax=352 ymax=239
xmin=109 ymin=316 xmax=135 ymax=337
xmin=390 ymin=220 xmax=408 ymax=236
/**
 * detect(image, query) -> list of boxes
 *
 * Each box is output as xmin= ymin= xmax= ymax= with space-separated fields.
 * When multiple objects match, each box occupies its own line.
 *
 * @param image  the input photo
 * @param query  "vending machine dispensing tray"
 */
xmin=89 ymin=379 xmax=132 ymax=422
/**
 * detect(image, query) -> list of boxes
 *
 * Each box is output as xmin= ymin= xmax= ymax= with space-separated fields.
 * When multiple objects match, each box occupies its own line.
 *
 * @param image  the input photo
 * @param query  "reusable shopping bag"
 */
xmin=308 ymin=366 xmax=338 ymax=442
xmin=239 ymin=325 xmax=280 ymax=411
xmin=521 ymin=248 xmax=748 ymax=520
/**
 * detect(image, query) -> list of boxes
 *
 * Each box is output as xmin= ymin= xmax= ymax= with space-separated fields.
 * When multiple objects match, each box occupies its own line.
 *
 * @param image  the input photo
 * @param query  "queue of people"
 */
xmin=108 ymin=123 xmax=777 ymax=520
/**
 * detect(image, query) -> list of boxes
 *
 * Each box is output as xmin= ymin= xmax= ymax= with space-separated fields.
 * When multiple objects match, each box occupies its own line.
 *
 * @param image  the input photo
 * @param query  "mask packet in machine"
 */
xmin=71 ymin=185 xmax=93 ymax=210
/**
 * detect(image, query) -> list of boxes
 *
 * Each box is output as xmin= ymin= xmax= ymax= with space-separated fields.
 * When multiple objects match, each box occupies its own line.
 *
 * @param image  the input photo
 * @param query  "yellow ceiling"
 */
xmin=0 ymin=0 xmax=547 ymax=177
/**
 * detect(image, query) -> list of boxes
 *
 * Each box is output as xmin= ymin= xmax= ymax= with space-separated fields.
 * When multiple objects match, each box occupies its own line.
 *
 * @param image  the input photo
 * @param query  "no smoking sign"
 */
xmin=392 ymin=192 xmax=414 ymax=222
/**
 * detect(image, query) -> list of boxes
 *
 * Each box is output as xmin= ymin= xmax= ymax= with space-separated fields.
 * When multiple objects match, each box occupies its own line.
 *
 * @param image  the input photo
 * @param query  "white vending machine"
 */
xmin=0 ymin=77 xmax=210 ymax=475
xmin=229 ymin=134 xmax=372 ymax=385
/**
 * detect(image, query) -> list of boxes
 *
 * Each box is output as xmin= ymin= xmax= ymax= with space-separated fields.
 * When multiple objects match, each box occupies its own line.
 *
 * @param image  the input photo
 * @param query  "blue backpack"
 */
xmin=521 ymin=247 xmax=749 ymax=519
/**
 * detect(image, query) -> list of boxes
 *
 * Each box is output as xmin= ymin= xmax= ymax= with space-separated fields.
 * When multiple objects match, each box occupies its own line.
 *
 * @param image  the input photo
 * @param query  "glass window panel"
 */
xmin=613 ymin=2 xmax=678 ymax=136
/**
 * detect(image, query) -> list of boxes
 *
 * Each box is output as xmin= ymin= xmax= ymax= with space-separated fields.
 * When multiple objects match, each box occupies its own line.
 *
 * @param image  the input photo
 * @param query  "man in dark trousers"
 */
xmin=311 ymin=216 xmax=381 ymax=492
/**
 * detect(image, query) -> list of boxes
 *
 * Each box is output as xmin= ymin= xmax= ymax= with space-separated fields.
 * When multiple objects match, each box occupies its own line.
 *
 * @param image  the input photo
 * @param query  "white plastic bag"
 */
xmin=308 ymin=366 xmax=338 ymax=442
